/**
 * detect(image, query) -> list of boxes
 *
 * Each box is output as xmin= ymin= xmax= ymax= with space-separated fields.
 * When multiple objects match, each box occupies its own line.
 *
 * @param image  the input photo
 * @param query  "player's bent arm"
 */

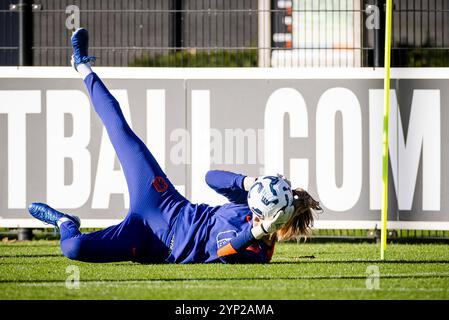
xmin=217 ymin=221 xmax=277 ymax=258
xmin=217 ymin=209 xmax=292 ymax=258
xmin=217 ymin=229 xmax=255 ymax=257
xmin=205 ymin=170 xmax=248 ymax=204
xmin=217 ymin=208 xmax=292 ymax=257
xmin=217 ymin=229 xmax=275 ymax=264
xmin=217 ymin=237 xmax=266 ymax=264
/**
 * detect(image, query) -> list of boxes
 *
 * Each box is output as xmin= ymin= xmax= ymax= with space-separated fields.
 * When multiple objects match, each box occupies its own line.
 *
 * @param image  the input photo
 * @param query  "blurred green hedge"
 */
xmin=129 ymin=49 xmax=258 ymax=67
xmin=403 ymin=49 xmax=449 ymax=67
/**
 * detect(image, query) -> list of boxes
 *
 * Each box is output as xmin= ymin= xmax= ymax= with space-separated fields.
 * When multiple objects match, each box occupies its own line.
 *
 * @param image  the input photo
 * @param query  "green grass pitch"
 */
xmin=0 ymin=240 xmax=448 ymax=299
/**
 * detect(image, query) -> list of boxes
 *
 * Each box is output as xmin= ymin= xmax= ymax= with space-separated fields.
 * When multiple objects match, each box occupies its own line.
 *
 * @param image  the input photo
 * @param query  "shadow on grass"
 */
xmin=1 ymin=272 xmax=449 ymax=284
xmin=271 ymin=259 xmax=449 ymax=265
xmin=0 ymin=254 xmax=60 ymax=259
xmin=2 ymin=254 xmax=448 ymax=265
xmin=0 ymin=243 xmax=59 ymax=248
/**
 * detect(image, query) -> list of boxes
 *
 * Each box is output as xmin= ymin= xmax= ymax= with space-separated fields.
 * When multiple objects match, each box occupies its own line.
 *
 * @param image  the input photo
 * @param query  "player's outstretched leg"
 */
xmin=71 ymin=28 xmax=186 ymax=218
xmin=28 ymin=202 xmax=83 ymax=259
xmin=28 ymin=202 xmax=80 ymax=230
xmin=28 ymin=203 xmax=153 ymax=262
xmin=70 ymin=28 xmax=96 ymax=75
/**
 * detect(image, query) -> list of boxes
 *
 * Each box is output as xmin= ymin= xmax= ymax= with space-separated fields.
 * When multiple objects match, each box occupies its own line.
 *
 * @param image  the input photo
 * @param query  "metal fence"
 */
xmin=390 ymin=0 xmax=449 ymax=67
xmin=0 ymin=0 xmax=449 ymax=67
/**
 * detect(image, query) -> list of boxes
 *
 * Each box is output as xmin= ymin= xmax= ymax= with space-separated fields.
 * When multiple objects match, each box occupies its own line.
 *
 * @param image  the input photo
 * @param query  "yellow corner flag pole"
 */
xmin=381 ymin=0 xmax=393 ymax=260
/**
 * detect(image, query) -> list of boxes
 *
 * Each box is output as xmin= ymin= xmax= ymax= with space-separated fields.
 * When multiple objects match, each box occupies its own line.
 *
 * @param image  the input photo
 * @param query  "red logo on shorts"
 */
xmin=153 ymin=176 xmax=168 ymax=193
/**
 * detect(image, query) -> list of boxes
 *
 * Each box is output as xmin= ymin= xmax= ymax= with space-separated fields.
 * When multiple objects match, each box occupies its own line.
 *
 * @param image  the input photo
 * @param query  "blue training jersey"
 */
xmin=164 ymin=170 xmax=274 ymax=264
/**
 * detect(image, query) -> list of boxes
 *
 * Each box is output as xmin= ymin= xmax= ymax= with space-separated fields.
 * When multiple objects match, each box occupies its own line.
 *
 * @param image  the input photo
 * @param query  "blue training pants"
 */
xmin=59 ymin=72 xmax=188 ymax=263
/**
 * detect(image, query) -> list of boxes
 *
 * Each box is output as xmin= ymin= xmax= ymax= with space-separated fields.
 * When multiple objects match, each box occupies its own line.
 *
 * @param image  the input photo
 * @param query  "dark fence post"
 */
xmin=13 ymin=0 xmax=33 ymax=239
xmin=373 ymin=0 xmax=385 ymax=67
xmin=175 ymin=0 xmax=183 ymax=50
xmin=170 ymin=0 xmax=183 ymax=52
xmin=18 ymin=228 xmax=34 ymax=241
xmin=17 ymin=0 xmax=33 ymax=66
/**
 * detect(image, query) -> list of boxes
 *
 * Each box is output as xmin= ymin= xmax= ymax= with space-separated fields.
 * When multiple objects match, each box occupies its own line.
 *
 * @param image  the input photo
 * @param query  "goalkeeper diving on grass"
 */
xmin=28 ymin=28 xmax=322 ymax=264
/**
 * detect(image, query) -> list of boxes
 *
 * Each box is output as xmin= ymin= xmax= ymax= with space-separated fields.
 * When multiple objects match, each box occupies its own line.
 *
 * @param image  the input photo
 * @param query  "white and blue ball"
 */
xmin=247 ymin=175 xmax=294 ymax=219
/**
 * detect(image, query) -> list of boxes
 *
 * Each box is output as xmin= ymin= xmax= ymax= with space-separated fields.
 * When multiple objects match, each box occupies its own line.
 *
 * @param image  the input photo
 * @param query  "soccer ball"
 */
xmin=247 ymin=175 xmax=294 ymax=219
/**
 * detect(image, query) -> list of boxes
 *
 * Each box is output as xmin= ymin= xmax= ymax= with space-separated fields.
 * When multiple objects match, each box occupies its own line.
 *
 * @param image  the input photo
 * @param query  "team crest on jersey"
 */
xmin=152 ymin=176 xmax=168 ymax=192
xmin=216 ymin=230 xmax=237 ymax=248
